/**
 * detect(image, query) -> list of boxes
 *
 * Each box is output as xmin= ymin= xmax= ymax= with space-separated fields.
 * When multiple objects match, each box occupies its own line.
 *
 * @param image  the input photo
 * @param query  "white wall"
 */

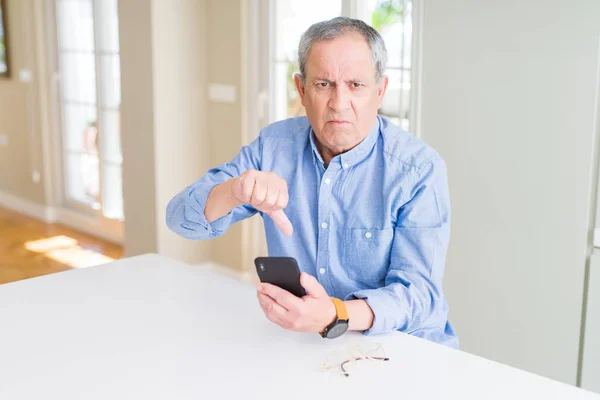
xmin=119 ymin=0 xmax=210 ymax=263
xmin=420 ymin=0 xmax=600 ymax=385
xmin=150 ymin=0 xmax=210 ymax=261
xmin=119 ymin=0 xmax=158 ymax=255
xmin=119 ymin=0 xmax=258 ymax=269
xmin=582 ymin=251 xmax=600 ymax=392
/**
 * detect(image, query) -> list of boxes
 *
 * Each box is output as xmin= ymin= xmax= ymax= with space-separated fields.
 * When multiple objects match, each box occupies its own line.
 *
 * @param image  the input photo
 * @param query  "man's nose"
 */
xmin=328 ymin=84 xmax=351 ymax=112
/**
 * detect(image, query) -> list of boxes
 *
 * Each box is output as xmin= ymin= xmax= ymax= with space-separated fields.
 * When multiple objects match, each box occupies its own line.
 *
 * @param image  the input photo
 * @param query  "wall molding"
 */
xmin=0 ymin=190 xmax=56 ymax=223
xmin=54 ymin=207 xmax=123 ymax=245
xmin=0 ymin=190 xmax=122 ymax=245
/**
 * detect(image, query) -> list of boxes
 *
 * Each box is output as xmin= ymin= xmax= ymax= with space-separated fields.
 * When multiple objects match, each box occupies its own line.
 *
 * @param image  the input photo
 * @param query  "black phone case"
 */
xmin=254 ymin=257 xmax=307 ymax=297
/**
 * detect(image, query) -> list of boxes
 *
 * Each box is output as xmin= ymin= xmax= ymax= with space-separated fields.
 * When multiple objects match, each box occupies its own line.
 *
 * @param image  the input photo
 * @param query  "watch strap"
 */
xmin=331 ymin=297 xmax=349 ymax=321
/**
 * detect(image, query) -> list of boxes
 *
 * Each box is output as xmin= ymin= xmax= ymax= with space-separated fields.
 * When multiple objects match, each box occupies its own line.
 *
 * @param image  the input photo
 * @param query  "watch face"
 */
xmin=326 ymin=321 xmax=349 ymax=339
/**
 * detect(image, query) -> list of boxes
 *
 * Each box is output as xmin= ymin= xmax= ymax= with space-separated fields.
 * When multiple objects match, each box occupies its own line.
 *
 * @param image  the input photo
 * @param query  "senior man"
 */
xmin=167 ymin=17 xmax=457 ymax=348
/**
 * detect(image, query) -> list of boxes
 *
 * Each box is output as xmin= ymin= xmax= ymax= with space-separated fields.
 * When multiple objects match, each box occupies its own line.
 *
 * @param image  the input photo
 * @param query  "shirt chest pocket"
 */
xmin=342 ymin=228 xmax=394 ymax=287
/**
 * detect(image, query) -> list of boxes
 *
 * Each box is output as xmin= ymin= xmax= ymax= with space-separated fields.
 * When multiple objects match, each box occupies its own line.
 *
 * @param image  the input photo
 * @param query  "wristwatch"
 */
xmin=321 ymin=297 xmax=349 ymax=339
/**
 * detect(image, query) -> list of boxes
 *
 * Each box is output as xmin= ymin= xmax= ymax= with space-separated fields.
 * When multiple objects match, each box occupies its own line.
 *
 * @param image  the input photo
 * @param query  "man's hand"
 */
xmin=232 ymin=170 xmax=293 ymax=236
xmin=257 ymin=272 xmax=336 ymax=333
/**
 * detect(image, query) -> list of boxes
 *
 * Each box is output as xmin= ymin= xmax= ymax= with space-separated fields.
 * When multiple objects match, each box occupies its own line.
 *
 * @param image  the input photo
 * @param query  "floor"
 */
xmin=0 ymin=206 xmax=123 ymax=285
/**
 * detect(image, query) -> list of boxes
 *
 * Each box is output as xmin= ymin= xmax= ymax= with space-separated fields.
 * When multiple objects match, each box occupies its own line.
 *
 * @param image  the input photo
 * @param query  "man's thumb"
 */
xmin=300 ymin=272 xmax=328 ymax=297
xmin=267 ymin=209 xmax=293 ymax=237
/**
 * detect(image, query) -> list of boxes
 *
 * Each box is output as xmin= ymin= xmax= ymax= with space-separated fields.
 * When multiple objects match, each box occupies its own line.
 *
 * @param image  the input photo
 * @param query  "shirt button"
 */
xmin=324 ymin=178 xmax=331 ymax=185
xmin=365 ymin=232 xmax=372 ymax=239
xmin=343 ymin=162 xmax=349 ymax=169
xmin=319 ymin=268 xmax=326 ymax=275
xmin=321 ymin=222 xmax=328 ymax=229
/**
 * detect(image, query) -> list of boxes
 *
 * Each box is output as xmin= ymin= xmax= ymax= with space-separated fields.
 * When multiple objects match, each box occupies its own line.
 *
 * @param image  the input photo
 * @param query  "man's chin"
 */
xmin=326 ymin=137 xmax=357 ymax=154
xmin=315 ymin=126 xmax=360 ymax=153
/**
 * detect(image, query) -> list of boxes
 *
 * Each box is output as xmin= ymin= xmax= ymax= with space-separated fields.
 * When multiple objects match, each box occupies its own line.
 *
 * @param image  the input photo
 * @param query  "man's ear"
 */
xmin=293 ymin=73 xmax=307 ymax=107
xmin=376 ymin=75 xmax=389 ymax=107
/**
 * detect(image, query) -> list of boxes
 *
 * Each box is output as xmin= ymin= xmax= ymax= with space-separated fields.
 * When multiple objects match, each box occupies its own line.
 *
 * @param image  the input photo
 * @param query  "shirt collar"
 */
xmin=309 ymin=127 xmax=326 ymax=167
xmin=309 ymin=116 xmax=380 ymax=170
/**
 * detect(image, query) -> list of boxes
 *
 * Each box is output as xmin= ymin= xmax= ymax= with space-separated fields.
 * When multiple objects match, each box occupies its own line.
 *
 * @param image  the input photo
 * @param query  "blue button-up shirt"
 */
xmin=166 ymin=115 xmax=458 ymax=348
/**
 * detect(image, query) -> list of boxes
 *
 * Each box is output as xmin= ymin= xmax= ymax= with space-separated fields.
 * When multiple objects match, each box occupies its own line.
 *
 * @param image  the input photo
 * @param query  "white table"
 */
xmin=0 ymin=254 xmax=597 ymax=399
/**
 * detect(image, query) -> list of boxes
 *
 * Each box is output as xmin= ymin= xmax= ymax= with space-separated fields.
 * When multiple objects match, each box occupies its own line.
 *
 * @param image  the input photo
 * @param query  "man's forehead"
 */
xmin=304 ymin=32 xmax=375 ymax=78
xmin=305 ymin=53 xmax=376 ymax=80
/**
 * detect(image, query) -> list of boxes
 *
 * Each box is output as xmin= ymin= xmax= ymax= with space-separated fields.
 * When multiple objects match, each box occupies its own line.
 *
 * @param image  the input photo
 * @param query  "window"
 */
xmin=0 ymin=0 xmax=9 ymax=77
xmin=55 ymin=0 xmax=123 ymax=220
xmin=267 ymin=0 xmax=416 ymax=132
xmin=363 ymin=0 xmax=413 ymax=131
xmin=270 ymin=0 xmax=342 ymax=122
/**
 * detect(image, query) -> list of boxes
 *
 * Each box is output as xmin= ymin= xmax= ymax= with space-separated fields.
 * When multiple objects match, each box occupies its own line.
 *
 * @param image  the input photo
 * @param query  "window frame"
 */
xmin=43 ymin=0 xmax=124 ymax=243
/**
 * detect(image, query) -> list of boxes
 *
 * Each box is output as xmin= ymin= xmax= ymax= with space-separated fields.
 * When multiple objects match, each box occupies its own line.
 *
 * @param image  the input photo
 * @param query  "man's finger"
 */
xmin=258 ymin=282 xmax=302 ymax=311
xmin=279 ymin=187 xmax=289 ymax=209
xmin=257 ymin=289 xmax=288 ymax=312
xmin=265 ymin=312 xmax=290 ymax=330
xmin=258 ymin=292 xmax=287 ymax=317
xmin=240 ymin=174 xmax=255 ymax=203
xmin=251 ymin=180 xmax=267 ymax=206
xmin=257 ymin=291 xmax=273 ymax=311
xmin=300 ymin=272 xmax=328 ymax=298
xmin=261 ymin=186 xmax=279 ymax=211
xmin=258 ymin=293 xmax=292 ymax=329
xmin=267 ymin=209 xmax=293 ymax=237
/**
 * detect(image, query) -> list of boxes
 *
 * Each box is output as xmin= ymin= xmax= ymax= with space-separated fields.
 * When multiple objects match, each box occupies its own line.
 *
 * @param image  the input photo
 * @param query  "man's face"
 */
xmin=294 ymin=32 xmax=388 ymax=156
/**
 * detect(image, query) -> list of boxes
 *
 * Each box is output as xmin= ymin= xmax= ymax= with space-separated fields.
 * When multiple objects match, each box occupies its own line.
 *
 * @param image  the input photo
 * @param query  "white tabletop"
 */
xmin=0 ymin=253 xmax=597 ymax=399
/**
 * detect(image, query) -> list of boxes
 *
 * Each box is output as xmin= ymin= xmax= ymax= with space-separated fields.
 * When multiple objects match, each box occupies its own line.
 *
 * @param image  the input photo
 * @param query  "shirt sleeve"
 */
xmin=165 ymin=135 xmax=262 ymax=240
xmin=348 ymin=158 xmax=452 ymax=336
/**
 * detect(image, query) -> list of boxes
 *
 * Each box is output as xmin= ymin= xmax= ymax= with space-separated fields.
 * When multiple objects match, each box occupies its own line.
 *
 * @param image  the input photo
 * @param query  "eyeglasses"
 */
xmin=323 ymin=342 xmax=390 ymax=377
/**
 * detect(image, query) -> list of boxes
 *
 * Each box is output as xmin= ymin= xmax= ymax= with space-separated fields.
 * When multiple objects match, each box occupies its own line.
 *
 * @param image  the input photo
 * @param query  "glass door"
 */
xmin=55 ymin=0 xmax=123 ymax=221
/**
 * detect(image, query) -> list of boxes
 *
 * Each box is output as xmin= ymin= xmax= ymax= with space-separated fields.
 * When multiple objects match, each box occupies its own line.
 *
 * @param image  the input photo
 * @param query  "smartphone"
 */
xmin=254 ymin=257 xmax=307 ymax=298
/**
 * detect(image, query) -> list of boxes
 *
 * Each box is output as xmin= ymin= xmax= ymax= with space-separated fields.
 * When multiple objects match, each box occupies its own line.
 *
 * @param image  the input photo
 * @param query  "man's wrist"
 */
xmin=205 ymin=179 xmax=244 ymax=223
xmin=320 ymin=298 xmax=351 ymax=338
xmin=321 ymin=297 xmax=337 ymax=332
xmin=225 ymin=178 xmax=245 ymax=209
xmin=345 ymin=299 xmax=374 ymax=331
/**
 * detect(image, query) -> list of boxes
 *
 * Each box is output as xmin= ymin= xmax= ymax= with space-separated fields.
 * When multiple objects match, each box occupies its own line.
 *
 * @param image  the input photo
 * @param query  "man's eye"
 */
xmin=351 ymin=82 xmax=363 ymax=88
xmin=317 ymin=82 xmax=329 ymax=88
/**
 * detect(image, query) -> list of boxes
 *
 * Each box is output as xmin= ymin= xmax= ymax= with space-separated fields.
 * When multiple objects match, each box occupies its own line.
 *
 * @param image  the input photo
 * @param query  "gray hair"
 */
xmin=297 ymin=17 xmax=388 ymax=83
